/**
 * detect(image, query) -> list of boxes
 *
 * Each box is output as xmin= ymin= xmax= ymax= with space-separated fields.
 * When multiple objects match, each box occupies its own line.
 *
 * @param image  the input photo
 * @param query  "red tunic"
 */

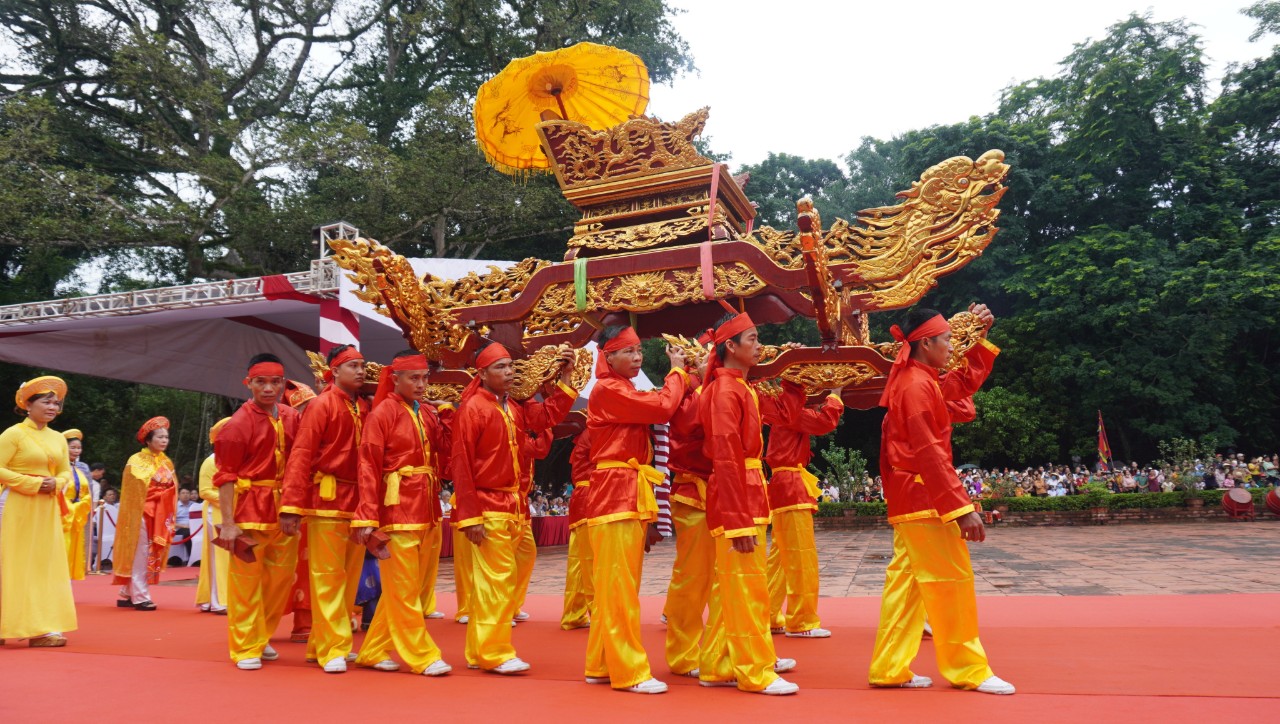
xmin=213 ymin=401 xmax=300 ymax=530
xmin=280 ymin=384 xmax=373 ymax=526
xmin=518 ymin=428 xmax=553 ymax=520
xmin=765 ymin=388 xmax=844 ymax=513
xmin=700 ymin=368 xmax=769 ymax=538
xmin=878 ymin=341 xmax=998 ymax=526
xmin=355 ymin=393 xmax=454 ymax=531
xmin=567 ymin=428 xmax=593 ymax=528
xmin=667 ymin=385 xmax=710 ymax=510
xmin=451 ymin=383 xmax=576 ymax=528
xmin=582 ymin=368 xmax=688 ymax=526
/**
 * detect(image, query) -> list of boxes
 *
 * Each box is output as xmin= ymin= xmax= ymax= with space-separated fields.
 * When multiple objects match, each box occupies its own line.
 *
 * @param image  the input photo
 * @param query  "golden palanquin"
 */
xmin=329 ymin=76 xmax=1010 ymax=409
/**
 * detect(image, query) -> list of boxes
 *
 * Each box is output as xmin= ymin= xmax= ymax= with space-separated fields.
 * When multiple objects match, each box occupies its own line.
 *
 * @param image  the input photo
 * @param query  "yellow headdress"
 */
xmin=16 ymin=376 xmax=67 ymax=410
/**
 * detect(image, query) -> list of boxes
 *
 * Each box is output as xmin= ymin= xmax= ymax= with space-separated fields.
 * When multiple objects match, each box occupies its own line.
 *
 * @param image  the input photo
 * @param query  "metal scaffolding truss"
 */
xmin=0 ymin=258 xmax=340 ymax=327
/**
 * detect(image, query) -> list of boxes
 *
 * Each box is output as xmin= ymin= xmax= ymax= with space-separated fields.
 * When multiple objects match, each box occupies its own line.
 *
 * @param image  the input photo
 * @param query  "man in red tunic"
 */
xmin=452 ymin=342 xmax=576 ymax=674
xmin=868 ymin=306 xmax=1013 ymax=695
xmin=662 ymin=344 xmax=713 ymax=677
xmin=215 ymin=354 xmax=301 ymax=670
xmin=352 ymin=350 xmax=454 ymax=676
xmin=581 ymin=325 xmax=688 ymax=694
xmin=698 ymin=311 xmax=798 ymax=695
xmin=765 ymin=382 xmax=843 ymax=638
xmin=513 ymin=427 xmax=553 ymax=622
xmin=279 ymin=344 xmax=374 ymax=673
xmin=560 ymin=424 xmax=593 ymax=630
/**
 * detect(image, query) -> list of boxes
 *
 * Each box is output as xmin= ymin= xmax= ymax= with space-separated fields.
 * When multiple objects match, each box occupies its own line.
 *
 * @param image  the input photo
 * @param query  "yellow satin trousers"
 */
xmin=514 ymin=520 xmax=536 ymax=612
xmin=452 ymin=523 xmax=472 ymax=621
xmin=766 ymin=509 xmax=821 ymax=633
xmin=868 ymin=518 xmax=994 ymax=689
xmin=584 ymin=520 xmax=652 ymax=688
xmin=227 ymin=529 xmax=298 ymax=663
xmin=418 ymin=523 xmax=442 ymax=616
xmin=304 ymin=517 xmax=365 ymax=667
xmin=663 ymin=501 xmax=714 ymax=674
xmin=464 ymin=518 xmax=522 ymax=669
xmin=356 ymin=528 xmax=444 ymax=673
xmin=699 ymin=525 xmax=778 ymax=691
xmin=560 ymin=525 xmax=594 ymax=629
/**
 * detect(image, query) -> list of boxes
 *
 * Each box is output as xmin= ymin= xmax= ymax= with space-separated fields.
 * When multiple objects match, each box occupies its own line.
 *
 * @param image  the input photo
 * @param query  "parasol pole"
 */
xmin=549 ymin=85 xmax=569 ymax=121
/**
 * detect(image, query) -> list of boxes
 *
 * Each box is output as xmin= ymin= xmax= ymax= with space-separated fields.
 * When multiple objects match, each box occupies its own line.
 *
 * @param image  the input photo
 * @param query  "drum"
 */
xmin=1221 ymin=488 xmax=1255 ymax=520
xmin=1265 ymin=488 xmax=1280 ymax=517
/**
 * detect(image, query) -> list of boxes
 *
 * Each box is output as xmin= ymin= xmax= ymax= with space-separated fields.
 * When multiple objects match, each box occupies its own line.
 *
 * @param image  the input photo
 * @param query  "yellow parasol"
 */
xmin=474 ymin=42 xmax=650 ymax=175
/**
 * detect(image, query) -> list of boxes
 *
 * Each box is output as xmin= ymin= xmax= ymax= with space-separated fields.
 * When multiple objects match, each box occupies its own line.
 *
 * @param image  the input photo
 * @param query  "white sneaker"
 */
xmin=422 ymin=659 xmax=452 ymax=676
xmin=872 ymin=675 xmax=933 ymax=688
xmin=699 ymin=679 xmax=737 ymax=687
xmin=456 ymin=615 xmax=469 ymax=624
xmin=490 ymin=657 xmax=531 ymax=675
xmin=425 ymin=611 xmax=445 ymax=620
xmin=322 ymin=657 xmax=347 ymax=673
xmin=236 ymin=658 xmax=262 ymax=671
xmin=785 ymin=628 xmax=831 ymax=639
xmin=759 ymin=678 xmax=799 ymax=695
xmin=209 ymin=606 xmax=227 ymax=615
xmin=659 ymin=614 xmax=668 ymax=624
xmin=466 ymin=663 xmax=479 ymax=670
xmin=774 ymin=658 xmax=796 ymax=673
xmin=623 ymin=678 xmax=668 ymax=694
xmin=510 ymin=621 xmax=517 ymax=627
xmin=346 ymin=652 xmax=358 ymax=662
xmin=584 ymin=676 xmax=610 ymax=684
xmin=372 ymin=659 xmax=400 ymax=672
xmin=922 ymin=621 xmax=933 ymax=638
xmin=513 ymin=610 xmax=530 ymax=622
xmin=261 ymin=645 xmax=279 ymax=661
xmin=680 ymin=668 xmax=700 ymax=678
xmin=976 ymin=675 xmax=1016 ymax=695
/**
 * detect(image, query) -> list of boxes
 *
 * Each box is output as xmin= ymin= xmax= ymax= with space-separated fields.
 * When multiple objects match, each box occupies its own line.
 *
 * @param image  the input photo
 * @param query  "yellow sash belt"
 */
xmin=235 ymin=478 xmax=279 ymax=494
xmin=673 ymin=472 xmax=708 ymax=502
xmin=772 ymin=465 xmax=821 ymax=498
xmin=596 ymin=458 xmax=663 ymax=516
xmin=384 ymin=465 xmax=432 ymax=506
xmin=313 ymin=471 xmax=338 ymax=501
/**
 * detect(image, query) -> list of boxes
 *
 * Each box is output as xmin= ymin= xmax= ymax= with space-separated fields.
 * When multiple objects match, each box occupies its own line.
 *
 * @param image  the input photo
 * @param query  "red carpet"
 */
xmin=1 ymin=576 xmax=1275 ymax=722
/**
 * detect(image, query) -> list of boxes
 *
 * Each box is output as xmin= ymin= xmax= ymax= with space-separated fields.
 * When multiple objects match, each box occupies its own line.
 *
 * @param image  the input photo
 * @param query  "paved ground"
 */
xmin=162 ymin=521 xmax=1280 ymax=597
xmin=450 ymin=521 xmax=1280 ymax=598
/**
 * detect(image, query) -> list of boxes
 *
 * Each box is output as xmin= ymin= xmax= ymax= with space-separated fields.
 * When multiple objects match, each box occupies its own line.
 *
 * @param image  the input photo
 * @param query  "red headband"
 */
xmin=244 ymin=362 xmax=285 ymax=386
xmin=373 ymin=354 xmax=431 ymax=408
xmin=596 ymin=327 xmax=642 ymax=381
xmin=323 ymin=347 xmax=364 ymax=382
xmin=713 ymin=313 xmax=755 ymax=344
xmin=878 ymin=313 xmax=950 ymax=407
xmin=390 ymin=354 xmax=429 ymax=371
xmin=703 ymin=312 xmax=756 ymax=384
xmin=460 ymin=344 xmax=513 ymax=406
xmin=475 ymin=343 xmax=511 ymax=370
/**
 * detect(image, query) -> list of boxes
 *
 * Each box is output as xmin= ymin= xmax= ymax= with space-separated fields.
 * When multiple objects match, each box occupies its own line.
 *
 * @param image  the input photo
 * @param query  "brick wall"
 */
xmin=814 ymin=504 xmax=1278 ymax=531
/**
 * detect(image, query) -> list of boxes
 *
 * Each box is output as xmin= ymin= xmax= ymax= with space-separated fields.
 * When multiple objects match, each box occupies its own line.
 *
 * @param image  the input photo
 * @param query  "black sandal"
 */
xmin=133 ymin=601 xmax=157 ymax=611
xmin=116 ymin=600 xmax=133 ymax=608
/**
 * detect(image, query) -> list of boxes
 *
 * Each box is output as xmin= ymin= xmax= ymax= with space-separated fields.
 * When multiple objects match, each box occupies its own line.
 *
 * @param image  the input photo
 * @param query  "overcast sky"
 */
xmin=646 ymin=1 xmax=1272 ymax=167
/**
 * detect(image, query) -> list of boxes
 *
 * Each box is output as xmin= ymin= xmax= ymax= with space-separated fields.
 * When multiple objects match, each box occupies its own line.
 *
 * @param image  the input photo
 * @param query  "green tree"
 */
xmin=950 ymin=386 xmax=1058 ymax=467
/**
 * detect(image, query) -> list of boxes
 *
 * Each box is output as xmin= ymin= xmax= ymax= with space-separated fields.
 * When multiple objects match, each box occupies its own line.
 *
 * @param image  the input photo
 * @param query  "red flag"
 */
xmin=1097 ymin=411 xmax=1113 ymax=472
